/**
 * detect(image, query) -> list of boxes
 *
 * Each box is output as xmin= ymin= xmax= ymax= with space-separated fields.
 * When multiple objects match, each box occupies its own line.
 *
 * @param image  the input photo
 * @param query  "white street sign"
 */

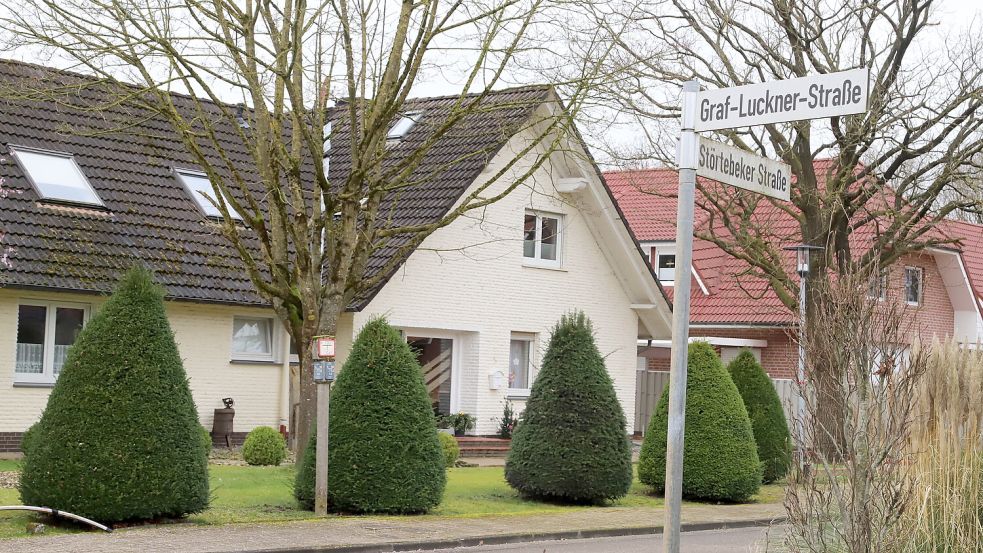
xmin=697 ymin=138 xmax=791 ymax=201
xmin=695 ymin=68 xmax=869 ymax=131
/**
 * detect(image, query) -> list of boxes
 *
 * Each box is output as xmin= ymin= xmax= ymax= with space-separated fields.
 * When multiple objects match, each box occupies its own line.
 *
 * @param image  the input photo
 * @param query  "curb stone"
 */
xmin=247 ymin=516 xmax=787 ymax=553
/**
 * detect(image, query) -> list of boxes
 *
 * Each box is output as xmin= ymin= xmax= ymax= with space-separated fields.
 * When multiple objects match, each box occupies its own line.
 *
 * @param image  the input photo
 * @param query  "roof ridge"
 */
xmin=399 ymin=83 xmax=553 ymax=104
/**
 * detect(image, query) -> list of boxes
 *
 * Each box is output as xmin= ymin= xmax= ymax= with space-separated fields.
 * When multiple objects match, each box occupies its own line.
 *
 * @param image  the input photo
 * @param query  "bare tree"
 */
xmin=587 ymin=0 xmax=983 ymax=449
xmin=785 ymin=269 xmax=926 ymax=553
xmin=0 ymin=0 xmax=608 ymax=450
xmin=589 ymin=0 xmax=983 ymax=301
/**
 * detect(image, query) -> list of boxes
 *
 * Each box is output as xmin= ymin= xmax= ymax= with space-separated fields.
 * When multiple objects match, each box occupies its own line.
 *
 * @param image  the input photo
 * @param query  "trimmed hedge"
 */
xmin=19 ymin=267 xmax=209 ymax=522
xmin=439 ymin=433 xmax=460 ymax=468
xmin=727 ymin=350 xmax=792 ymax=483
xmin=505 ymin=311 xmax=633 ymax=504
xmin=294 ymin=317 xmax=445 ymax=513
xmin=200 ymin=426 xmax=213 ymax=457
xmin=638 ymin=342 xmax=762 ymax=502
xmin=242 ymin=426 xmax=287 ymax=466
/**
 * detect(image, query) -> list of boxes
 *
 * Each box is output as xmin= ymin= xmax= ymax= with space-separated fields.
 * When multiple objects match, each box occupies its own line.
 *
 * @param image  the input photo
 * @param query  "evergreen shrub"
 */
xmin=505 ymin=311 xmax=633 ymax=504
xmin=294 ymin=317 xmax=445 ymax=513
xmin=438 ymin=433 xmax=459 ymax=468
xmin=638 ymin=341 xmax=762 ymax=502
xmin=242 ymin=426 xmax=287 ymax=466
xmin=727 ymin=350 xmax=792 ymax=483
xmin=19 ymin=267 xmax=209 ymax=521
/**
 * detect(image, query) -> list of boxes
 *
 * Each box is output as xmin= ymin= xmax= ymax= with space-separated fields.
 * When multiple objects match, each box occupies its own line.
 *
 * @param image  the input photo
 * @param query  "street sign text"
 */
xmin=695 ymin=68 xmax=869 ymax=131
xmin=697 ymin=138 xmax=792 ymax=201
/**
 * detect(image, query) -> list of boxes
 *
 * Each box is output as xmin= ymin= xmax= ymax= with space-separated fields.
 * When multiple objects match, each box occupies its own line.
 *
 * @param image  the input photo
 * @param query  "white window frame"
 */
xmin=904 ymin=266 xmax=924 ymax=306
xmin=522 ymin=211 xmax=563 ymax=269
xmin=867 ymin=269 xmax=888 ymax=301
xmin=507 ymin=334 xmax=535 ymax=397
xmin=9 ymin=145 xmax=105 ymax=208
xmin=174 ymin=168 xmax=243 ymax=221
xmin=387 ymin=111 xmax=423 ymax=139
xmin=656 ymin=251 xmax=677 ymax=285
xmin=230 ymin=315 xmax=279 ymax=363
xmin=13 ymin=300 xmax=90 ymax=385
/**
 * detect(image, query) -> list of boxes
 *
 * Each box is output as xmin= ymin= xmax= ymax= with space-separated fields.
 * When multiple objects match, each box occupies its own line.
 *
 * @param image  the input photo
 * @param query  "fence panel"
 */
xmin=634 ymin=367 xmax=798 ymax=435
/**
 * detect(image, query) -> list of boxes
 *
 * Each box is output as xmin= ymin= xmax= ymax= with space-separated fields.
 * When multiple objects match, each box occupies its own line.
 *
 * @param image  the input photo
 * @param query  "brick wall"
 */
xmin=0 ymin=432 xmax=22 ymax=453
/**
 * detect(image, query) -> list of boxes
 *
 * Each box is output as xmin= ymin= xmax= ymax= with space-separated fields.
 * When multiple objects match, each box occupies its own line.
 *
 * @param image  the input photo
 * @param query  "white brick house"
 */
xmin=0 ymin=59 xmax=671 ymax=450
xmin=333 ymin=99 xmax=672 ymax=434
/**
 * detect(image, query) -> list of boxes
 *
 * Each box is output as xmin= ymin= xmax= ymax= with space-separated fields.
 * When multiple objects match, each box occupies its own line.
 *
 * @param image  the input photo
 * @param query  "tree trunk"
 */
xmin=292 ymin=301 xmax=343 ymax=459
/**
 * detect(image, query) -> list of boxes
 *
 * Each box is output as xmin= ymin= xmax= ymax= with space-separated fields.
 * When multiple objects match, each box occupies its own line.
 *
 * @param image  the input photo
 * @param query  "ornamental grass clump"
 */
xmin=295 ymin=317 xmax=445 ymax=513
xmin=638 ymin=341 xmax=761 ymax=502
xmin=727 ymin=349 xmax=791 ymax=483
xmin=898 ymin=340 xmax=983 ymax=551
xmin=505 ymin=311 xmax=633 ymax=504
xmin=242 ymin=426 xmax=287 ymax=466
xmin=18 ymin=267 xmax=209 ymax=522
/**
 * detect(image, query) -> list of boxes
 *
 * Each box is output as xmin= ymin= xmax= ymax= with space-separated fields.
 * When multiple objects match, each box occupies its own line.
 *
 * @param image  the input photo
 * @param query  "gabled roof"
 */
xmin=327 ymin=86 xmax=552 ymax=310
xmin=607 ymin=163 xmax=983 ymax=326
xmin=0 ymin=58 xmax=555 ymax=308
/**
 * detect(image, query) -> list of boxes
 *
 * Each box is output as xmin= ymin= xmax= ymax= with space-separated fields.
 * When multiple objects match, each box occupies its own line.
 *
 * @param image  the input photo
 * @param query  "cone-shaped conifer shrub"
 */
xmin=505 ymin=311 xmax=632 ymax=504
xmin=19 ymin=267 xmax=209 ymax=521
xmin=727 ymin=349 xmax=792 ymax=483
xmin=294 ymin=317 xmax=445 ymax=513
xmin=638 ymin=341 xmax=762 ymax=502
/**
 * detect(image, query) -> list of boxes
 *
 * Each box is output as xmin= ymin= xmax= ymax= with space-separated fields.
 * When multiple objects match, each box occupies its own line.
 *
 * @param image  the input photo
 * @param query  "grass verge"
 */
xmin=0 ymin=464 xmax=784 ymax=539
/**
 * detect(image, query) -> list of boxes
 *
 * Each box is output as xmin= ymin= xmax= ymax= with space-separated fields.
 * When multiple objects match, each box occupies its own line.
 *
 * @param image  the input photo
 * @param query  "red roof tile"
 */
xmin=607 ymin=163 xmax=982 ymax=326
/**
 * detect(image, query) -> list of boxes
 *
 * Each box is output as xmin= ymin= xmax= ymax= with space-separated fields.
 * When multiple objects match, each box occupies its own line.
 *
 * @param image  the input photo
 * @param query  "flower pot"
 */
xmin=454 ymin=429 xmax=465 ymax=437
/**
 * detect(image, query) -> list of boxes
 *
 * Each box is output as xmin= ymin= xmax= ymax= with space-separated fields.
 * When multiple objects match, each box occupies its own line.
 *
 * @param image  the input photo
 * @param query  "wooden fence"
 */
xmin=634 ymin=369 xmax=797 ymax=435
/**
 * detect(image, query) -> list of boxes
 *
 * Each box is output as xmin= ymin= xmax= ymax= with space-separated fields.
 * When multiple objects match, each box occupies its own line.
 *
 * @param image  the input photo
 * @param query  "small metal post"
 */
xmin=314 ymin=380 xmax=330 ymax=516
xmin=663 ymin=79 xmax=700 ymax=553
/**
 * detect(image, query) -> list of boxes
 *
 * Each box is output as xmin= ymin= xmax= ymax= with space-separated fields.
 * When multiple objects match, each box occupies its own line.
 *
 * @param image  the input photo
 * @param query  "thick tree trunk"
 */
xmin=292 ymin=301 xmax=343 ymax=459
xmin=805 ymin=277 xmax=847 ymax=461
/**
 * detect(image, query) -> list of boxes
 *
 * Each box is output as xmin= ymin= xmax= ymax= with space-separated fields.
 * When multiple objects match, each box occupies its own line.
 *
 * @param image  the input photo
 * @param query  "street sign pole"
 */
xmin=663 ymin=79 xmax=700 ymax=553
xmin=314 ymin=379 xmax=330 ymax=515
xmin=312 ymin=336 xmax=336 ymax=516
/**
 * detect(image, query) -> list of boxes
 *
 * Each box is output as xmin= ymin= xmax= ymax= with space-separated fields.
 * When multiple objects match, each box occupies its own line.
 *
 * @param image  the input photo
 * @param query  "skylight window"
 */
xmin=387 ymin=111 xmax=422 ymax=139
xmin=9 ymin=146 xmax=103 ymax=207
xmin=175 ymin=169 xmax=242 ymax=220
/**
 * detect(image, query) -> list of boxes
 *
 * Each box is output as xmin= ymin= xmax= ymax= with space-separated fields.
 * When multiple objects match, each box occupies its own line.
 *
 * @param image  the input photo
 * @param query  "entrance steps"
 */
xmin=455 ymin=436 xmax=511 ymax=458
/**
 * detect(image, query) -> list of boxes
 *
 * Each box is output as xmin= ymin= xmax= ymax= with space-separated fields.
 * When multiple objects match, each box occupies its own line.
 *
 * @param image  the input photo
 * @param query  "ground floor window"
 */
xmin=15 ymin=301 xmax=88 ymax=384
xmin=509 ymin=335 xmax=534 ymax=393
xmin=231 ymin=316 xmax=276 ymax=362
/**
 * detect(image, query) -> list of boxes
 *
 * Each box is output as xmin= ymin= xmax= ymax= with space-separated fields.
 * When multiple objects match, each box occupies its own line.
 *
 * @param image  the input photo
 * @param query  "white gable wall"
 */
xmin=337 ymin=116 xmax=646 ymax=434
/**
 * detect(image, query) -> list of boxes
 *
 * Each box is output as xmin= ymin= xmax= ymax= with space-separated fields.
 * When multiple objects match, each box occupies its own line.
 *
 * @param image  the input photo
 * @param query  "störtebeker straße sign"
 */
xmin=694 ymin=68 xmax=870 ymax=131
xmin=697 ymin=138 xmax=792 ymax=201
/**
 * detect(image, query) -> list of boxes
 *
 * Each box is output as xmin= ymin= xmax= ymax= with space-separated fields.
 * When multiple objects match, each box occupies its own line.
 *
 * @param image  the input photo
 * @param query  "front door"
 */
xmin=407 ymin=336 xmax=454 ymax=416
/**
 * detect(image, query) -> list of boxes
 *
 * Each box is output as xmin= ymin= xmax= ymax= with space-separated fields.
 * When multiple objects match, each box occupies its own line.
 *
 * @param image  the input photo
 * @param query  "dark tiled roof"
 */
xmin=0 ymin=59 xmax=268 ymax=304
xmin=0 ymin=58 xmax=550 ymax=308
xmin=328 ymin=86 xmax=551 ymax=309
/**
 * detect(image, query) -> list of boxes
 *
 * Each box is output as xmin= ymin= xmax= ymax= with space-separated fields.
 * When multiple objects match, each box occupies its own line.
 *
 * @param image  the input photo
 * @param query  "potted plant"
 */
xmin=498 ymin=401 xmax=517 ymax=439
xmin=436 ymin=414 xmax=454 ymax=435
xmin=450 ymin=412 xmax=476 ymax=437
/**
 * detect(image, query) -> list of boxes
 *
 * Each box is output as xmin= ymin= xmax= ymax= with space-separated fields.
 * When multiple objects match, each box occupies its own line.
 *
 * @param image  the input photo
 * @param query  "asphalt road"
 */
xmin=406 ymin=526 xmax=785 ymax=553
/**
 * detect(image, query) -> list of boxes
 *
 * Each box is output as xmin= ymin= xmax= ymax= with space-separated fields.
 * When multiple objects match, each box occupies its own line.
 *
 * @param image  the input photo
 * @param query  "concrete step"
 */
xmin=455 ymin=436 xmax=511 ymax=457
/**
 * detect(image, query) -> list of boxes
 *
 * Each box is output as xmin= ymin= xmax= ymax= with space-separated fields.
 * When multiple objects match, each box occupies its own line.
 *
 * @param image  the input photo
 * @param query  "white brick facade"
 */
xmin=336 ymin=109 xmax=671 ymax=434
xmin=0 ymin=288 xmax=287 ymax=435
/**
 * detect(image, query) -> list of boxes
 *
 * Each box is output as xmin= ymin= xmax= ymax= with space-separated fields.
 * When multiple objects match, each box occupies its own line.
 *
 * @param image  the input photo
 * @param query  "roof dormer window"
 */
xmin=9 ymin=146 xmax=104 ymax=207
xmin=175 ymin=169 xmax=242 ymax=221
xmin=387 ymin=111 xmax=422 ymax=139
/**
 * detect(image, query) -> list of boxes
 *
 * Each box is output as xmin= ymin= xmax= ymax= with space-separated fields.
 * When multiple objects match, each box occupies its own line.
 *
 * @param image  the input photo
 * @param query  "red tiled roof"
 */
xmin=944 ymin=219 xmax=983 ymax=304
xmin=607 ymin=163 xmax=983 ymax=325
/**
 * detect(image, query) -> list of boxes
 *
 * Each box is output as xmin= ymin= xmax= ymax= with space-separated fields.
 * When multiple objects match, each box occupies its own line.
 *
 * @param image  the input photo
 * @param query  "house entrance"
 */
xmin=407 ymin=336 xmax=454 ymax=416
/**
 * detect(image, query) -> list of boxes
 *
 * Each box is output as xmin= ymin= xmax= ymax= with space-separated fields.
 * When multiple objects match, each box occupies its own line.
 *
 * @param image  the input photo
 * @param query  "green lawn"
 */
xmin=0 ymin=464 xmax=784 ymax=539
xmin=0 ymin=460 xmax=20 ymax=472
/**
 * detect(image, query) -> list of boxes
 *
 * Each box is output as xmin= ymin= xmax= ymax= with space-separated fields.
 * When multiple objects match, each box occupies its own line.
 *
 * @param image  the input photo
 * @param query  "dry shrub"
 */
xmin=783 ymin=267 xmax=983 ymax=553
xmin=901 ymin=340 xmax=983 ymax=552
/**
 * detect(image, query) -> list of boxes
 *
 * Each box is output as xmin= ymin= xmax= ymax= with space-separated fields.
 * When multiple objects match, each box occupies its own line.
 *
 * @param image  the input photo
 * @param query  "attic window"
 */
xmin=387 ymin=111 xmax=422 ymax=139
xmin=9 ymin=146 xmax=104 ymax=207
xmin=175 ymin=169 xmax=242 ymax=220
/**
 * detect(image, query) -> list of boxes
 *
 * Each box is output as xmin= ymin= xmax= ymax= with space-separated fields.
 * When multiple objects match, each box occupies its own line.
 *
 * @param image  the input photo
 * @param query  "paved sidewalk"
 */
xmin=0 ymin=503 xmax=785 ymax=553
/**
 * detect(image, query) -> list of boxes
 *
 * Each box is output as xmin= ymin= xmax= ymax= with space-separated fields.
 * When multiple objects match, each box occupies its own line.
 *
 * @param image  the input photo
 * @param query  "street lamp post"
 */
xmin=783 ymin=244 xmax=824 ymax=468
